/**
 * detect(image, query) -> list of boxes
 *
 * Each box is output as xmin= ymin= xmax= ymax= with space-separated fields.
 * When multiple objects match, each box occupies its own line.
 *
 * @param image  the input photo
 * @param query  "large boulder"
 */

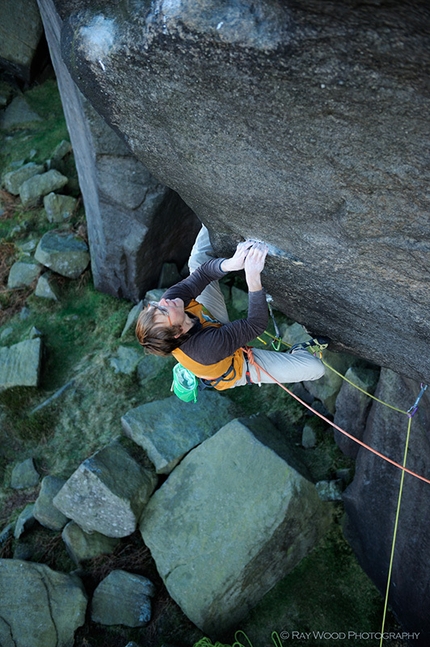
xmin=0 ymin=0 xmax=44 ymax=81
xmin=53 ymin=438 xmax=157 ymax=538
xmin=0 ymin=559 xmax=87 ymax=647
xmin=46 ymin=0 xmax=430 ymax=384
xmin=121 ymin=391 xmax=235 ymax=474
xmin=343 ymin=370 xmax=430 ymax=645
xmin=140 ymin=417 xmax=330 ymax=635
xmin=37 ymin=0 xmax=200 ymax=301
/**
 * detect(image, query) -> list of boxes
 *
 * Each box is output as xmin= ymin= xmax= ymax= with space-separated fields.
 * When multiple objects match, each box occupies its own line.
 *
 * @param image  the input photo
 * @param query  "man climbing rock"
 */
xmin=136 ymin=226 xmax=326 ymax=389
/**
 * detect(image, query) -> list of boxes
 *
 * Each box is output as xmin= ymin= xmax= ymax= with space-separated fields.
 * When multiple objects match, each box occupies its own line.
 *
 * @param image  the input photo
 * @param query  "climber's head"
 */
xmin=136 ymin=299 xmax=192 ymax=356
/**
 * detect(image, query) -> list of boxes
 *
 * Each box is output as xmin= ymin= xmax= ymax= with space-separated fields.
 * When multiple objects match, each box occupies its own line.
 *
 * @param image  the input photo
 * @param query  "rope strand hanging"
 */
xmin=243 ymin=339 xmax=429 ymax=646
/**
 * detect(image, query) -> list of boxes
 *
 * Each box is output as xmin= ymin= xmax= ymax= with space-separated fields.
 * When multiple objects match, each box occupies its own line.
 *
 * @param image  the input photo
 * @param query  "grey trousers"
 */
xmin=188 ymin=226 xmax=325 ymax=386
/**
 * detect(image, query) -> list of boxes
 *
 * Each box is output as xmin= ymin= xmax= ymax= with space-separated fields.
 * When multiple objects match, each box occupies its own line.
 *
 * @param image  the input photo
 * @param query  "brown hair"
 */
xmin=135 ymin=305 xmax=190 ymax=356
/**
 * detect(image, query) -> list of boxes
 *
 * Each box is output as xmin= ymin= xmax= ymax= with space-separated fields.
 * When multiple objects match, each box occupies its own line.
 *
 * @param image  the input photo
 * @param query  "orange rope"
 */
xmin=244 ymin=348 xmax=430 ymax=486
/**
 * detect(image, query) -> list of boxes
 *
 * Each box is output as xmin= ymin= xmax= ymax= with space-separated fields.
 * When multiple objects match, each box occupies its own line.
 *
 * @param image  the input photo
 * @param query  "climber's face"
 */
xmin=148 ymin=297 xmax=188 ymax=331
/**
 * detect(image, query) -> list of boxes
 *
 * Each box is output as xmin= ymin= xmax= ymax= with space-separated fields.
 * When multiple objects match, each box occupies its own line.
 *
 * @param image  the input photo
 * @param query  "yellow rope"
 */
xmin=379 ymin=415 xmax=412 ymax=645
xmin=321 ymin=360 xmax=409 ymax=415
xmin=260 ymin=330 xmax=409 ymax=415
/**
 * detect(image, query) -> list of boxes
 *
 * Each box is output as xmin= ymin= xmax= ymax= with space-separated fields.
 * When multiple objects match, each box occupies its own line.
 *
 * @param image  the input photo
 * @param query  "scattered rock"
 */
xmin=91 ymin=570 xmax=155 ymax=627
xmin=140 ymin=418 xmax=331 ymax=634
xmin=43 ymin=192 xmax=77 ymax=222
xmin=121 ymin=300 xmax=143 ymax=337
xmin=0 ymin=338 xmax=43 ymax=390
xmin=110 ymin=346 xmax=142 ymax=375
xmin=17 ymin=238 xmax=38 ymax=254
xmin=19 ymin=306 xmax=31 ymax=320
xmin=19 ymin=169 xmax=68 ymax=207
xmin=53 ymin=438 xmax=157 ymax=538
xmin=143 ymin=288 xmax=164 ymax=303
xmin=302 ymin=424 xmax=317 ymax=449
xmin=121 ymin=392 xmax=235 ymax=474
xmin=316 ymin=480 xmax=344 ymax=502
xmin=62 ymin=521 xmax=120 ymax=565
xmin=0 ymin=96 xmax=42 ymax=129
xmin=2 ymin=162 xmax=45 ymax=195
xmin=282 ymin=322 xmax=310 ymax=347
xmin=51 ymin=139 xmax=72 ymax=161
xmin=35 ymin=230 xmax=90 ymax=279
xmin=29 ymin=326 xmax=43 ymax=339
xmin=7 ymin=258 xmax=42 ymax=288
xmin=0 ymin=523 xmax=14 ymax=545
xmin=0 ymin=559 xmax=87 ymax=647
xmin=10 ymin=457 xmax=40 ymax=489
xmin=34 ymin=475 xmax=69 ymax=531
xmin=35 ymin=271 xmax=59 ymax=301
xmin=14 ymin=503 xmax=37 ymax=539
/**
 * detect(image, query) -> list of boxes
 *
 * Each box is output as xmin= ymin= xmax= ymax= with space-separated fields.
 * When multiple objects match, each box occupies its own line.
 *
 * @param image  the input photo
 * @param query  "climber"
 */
xmin=136 ymin=226 xmax=326 ymax=390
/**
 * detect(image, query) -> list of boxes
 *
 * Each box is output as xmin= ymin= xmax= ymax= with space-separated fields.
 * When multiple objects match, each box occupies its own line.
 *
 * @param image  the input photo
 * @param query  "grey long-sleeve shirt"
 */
xmin=162 ymin=259 xmax=268 ymax=365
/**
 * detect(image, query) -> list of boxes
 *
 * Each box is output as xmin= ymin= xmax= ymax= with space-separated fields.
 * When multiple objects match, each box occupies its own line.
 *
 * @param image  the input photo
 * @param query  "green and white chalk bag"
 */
xmin=171 ymin=363 xmax=198 ymax=403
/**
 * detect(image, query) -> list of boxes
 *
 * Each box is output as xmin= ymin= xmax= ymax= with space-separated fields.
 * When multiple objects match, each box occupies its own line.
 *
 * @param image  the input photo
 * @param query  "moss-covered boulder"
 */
xmin=121 ymin=392 xmax=235 ymax=474
xmin=140 ymin=418 xmax=331 ymax=635
xmin=53 ymin=438 xmax=157 ymax=538
xmin=0 ymin=559 xmax=87 ymax=647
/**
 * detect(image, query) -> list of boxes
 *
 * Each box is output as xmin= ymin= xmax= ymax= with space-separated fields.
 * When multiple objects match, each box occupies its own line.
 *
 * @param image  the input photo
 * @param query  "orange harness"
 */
xmin=171 ymin=300 xmax=245 ymax=391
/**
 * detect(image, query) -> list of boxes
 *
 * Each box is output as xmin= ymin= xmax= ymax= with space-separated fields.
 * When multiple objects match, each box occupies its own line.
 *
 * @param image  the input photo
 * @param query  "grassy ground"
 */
xmin=0 ymin=76 xmax=405 ymax=647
